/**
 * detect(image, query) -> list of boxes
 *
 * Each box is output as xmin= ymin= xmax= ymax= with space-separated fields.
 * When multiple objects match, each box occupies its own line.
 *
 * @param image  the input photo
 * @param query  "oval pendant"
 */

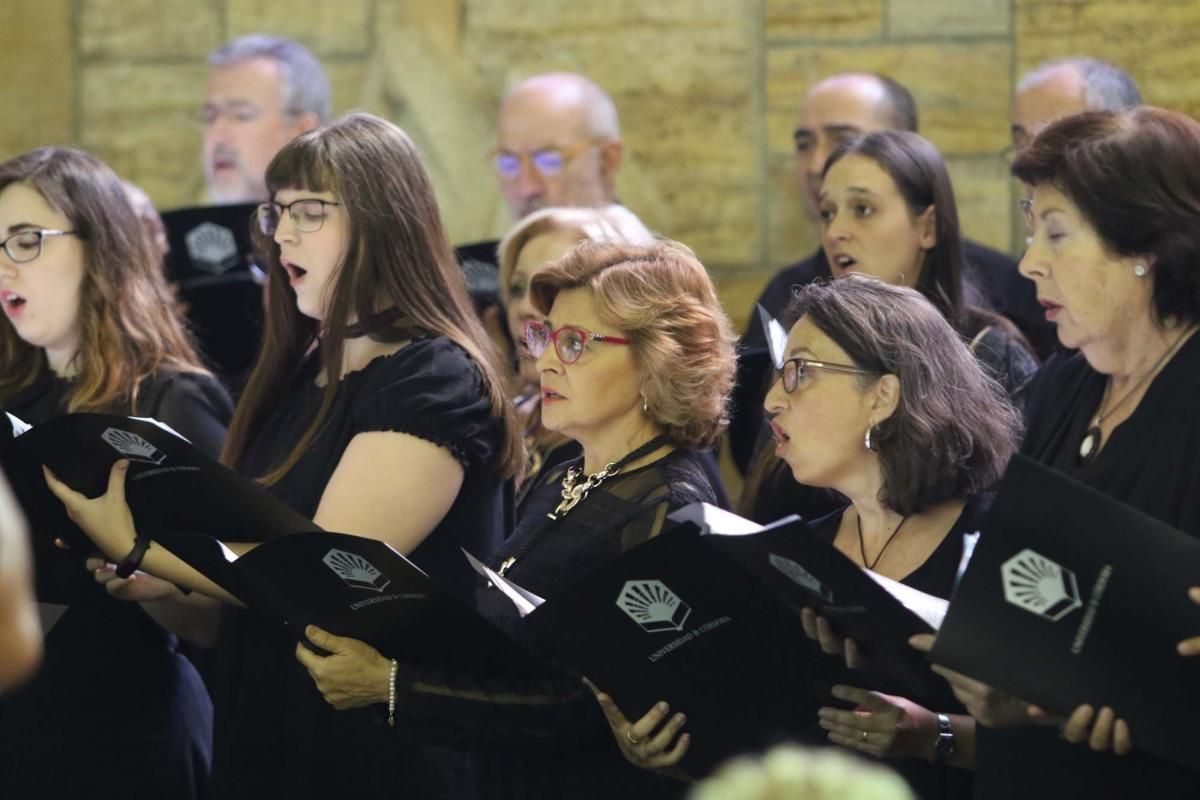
xmin=1078 ymin=426 xmax=1101 ymax=463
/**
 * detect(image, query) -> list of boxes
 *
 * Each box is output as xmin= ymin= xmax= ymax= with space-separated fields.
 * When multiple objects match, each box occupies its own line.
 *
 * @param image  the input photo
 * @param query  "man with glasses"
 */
xmin=494 ymin=72 xmax=624 ymax=220
xmin=201 ymin=35 xmax=330 ymax=205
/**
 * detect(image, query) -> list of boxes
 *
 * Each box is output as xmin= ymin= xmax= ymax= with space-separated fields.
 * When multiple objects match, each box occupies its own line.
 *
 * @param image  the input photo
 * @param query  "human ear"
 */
xmin=917 ymin=205 xmax=937 ymax=249
xmin=870 ymin=373 xmax=902 ymax=424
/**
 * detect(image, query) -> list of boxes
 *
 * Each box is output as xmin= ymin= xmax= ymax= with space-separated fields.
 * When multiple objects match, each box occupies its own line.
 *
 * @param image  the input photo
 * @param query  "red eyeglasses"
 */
xmin=523 ymin=320 xmax=631 ymax=364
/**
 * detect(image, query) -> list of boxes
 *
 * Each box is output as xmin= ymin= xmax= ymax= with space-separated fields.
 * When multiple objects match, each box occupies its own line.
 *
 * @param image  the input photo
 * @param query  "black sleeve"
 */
xmin=352 ymin=339 xmax=501 ymax=471
xmin=138 ymin=371 xmax=233 ymax=459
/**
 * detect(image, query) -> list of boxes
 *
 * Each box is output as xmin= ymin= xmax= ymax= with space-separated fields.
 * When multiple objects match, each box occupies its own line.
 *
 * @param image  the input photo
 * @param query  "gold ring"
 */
xmin=627 ymin=729 xmax=641 ymax=745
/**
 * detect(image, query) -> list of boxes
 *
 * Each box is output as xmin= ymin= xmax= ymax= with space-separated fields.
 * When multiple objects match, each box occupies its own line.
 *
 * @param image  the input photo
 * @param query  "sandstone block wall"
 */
xmin=3 ymin=0 xmax=1195 ymax=330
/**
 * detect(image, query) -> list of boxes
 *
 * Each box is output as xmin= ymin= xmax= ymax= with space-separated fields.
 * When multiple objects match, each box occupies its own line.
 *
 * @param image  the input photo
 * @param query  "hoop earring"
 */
xmin=641 ymin=394 xmax=649 ymax=414
xmin=864 ymin=425 xmax=877 ymax=451
xmin=1133 ymin=263 xmax=1148 ymax=277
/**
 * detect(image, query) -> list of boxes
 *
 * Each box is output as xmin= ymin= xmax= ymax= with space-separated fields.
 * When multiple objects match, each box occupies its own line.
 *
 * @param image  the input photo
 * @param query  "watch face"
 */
xmin=935 ymin=714 xmax=956 ymax=760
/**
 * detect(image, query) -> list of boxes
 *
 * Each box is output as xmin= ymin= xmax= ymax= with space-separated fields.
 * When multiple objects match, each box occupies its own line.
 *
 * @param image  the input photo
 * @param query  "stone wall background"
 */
xmin=3 ymin=0 xmax=1197 ymax=330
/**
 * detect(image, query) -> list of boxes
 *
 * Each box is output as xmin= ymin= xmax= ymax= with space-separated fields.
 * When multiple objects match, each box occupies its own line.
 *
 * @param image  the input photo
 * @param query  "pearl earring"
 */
xmin=1134 ymin=264 xmax=1148 ymax=277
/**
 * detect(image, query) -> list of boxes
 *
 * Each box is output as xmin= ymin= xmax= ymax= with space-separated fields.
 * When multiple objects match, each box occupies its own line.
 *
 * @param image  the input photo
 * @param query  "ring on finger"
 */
xmin=860 ymin=730 xmax=869 ymax=743
xmin=626 ymin=729 xmax=641 ymax=745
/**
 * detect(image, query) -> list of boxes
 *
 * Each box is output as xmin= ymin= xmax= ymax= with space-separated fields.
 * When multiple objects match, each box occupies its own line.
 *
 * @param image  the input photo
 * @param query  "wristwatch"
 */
xmin=934 ymin=713 xmax=956 ymax=762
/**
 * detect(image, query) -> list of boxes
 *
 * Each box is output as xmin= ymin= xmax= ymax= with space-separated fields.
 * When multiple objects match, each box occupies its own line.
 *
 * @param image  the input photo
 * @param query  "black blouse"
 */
xmin=390 ymin=448 xmax=723 ymax=800
xmin=809 ymin=498 xmax=988 ymax=800
xmin=0 ymin=367 xmax=232 ymax=800
xmin=207 ymin=336 xmax=512 ymax=800
xmin=973 ymin=334 xmax=1200 ymax=799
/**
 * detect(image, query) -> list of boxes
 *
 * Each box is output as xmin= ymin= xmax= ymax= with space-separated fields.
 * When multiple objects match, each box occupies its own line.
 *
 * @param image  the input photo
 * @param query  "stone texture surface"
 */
xmin=79 ymin=64 xmax=211 ymax=209
xmin=766 ymin=0 xmax=885 ymax=41
xmin=0 ymin=0 xmax=74 ymax=160
xmin=11 ymin=1 xmax=1197 ymax=298
xmin=80 ymin=0 xmax=221 ymax=60
xmin=890 ymin=0 xmax=1011 ymax=38
xmin=226 ymin=0 xmax=373 ymax=56
xmin=1016 ymin=0 xmax=1200 ymax=118
xmin=767 ymin=42 xmax=1014 ymax=156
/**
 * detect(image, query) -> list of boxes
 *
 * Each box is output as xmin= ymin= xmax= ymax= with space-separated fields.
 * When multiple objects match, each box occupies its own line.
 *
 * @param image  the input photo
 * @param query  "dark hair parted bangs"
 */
xmin=823 ymin=130 xmax=966 ymax=331
xmin=1011 ymin=106 xmax=1200 ymax=325
xmin=0 ymin=147 xmax=207 ymax=413
xmin=787 ymin=275 xmax=1021 ymax=515
xmin=226 ymin=112 xmax=524 ymax=481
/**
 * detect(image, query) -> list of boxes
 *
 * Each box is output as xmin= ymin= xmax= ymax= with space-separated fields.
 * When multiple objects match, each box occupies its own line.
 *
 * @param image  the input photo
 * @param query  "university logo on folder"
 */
xmin=930 ymin=454 xmax=1200 ymax=768
xmin=616 ymin=580 xmax=692 ymax=633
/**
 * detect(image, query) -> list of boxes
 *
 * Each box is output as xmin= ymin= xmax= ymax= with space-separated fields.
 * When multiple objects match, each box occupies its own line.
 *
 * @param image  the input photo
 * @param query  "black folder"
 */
xmin=930 ymin=454 xmax=1200 ymax=767
xmin=160 ymin=203 xmax=263 ymax=381
xmin=706 ymin=510 xmax=956 ymax=711
xmin=0 ymin=412 xmax=317 ymax=558
xmin=154 ymin=530 xmax=541 ymax=672
xmin=501 ymin=516 xmax=830 ymax=774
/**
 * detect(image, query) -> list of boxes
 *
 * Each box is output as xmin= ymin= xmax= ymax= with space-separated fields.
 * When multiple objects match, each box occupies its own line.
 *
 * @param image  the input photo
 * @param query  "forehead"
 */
xmin=0 ymin=183 xmax=68 ymax=229
xmin=207 ymin=58 xmax=286 ymax=105
xmin=272 ymin=187 xmax=338 ymax=203
xmin=499 ymin=86 xmax=590 ymax=147
xmin=1028 ymin=183 xmax=1082 ymax=216
xmin=821 ymin=153 xmax=898 ymax=196
xmin=1013 ymin=69 xmax=1088 ymax=130
xmin=514 ymin=229 xmax=582 ymax=275
xmin=798 ymin=77 xmax=892 ymax=132
xmin=547 ymin=286 xmax=609 ymax=328
xmin=786 ymin=315 xmax=850 ymax=360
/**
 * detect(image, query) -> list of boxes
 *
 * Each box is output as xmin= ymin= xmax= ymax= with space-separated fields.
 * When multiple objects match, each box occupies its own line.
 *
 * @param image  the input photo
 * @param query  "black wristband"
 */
xmin=114 ymin=535 xmax=151 ymax=579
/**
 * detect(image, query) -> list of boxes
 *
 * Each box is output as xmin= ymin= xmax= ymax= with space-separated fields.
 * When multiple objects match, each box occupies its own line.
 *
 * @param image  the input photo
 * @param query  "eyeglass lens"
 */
xmin=3 ymin=232 xmax=46 ymax=263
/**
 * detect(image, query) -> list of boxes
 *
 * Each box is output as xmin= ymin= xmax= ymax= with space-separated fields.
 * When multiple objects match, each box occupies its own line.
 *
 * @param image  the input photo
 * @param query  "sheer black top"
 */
xmin=390 ymin=448 xmax=722 ymax=799
xmin=208 ymin=336 xmax=512 ymax=800
xmin=973 ymin=333 xmax=1200 ymax=799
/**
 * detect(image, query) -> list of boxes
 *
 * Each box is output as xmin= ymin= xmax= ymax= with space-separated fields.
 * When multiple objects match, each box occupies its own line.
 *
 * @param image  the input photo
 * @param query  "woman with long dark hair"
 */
xmin=46 ymin=113 xmax=525 ymax=799
xmin=0 ymin=147 xmax=231 ymax=799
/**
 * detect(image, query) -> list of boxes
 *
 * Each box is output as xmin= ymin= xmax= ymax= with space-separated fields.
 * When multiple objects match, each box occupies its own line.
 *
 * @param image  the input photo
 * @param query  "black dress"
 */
xmin=0 ymin=368 xmax=232 ymax=800
xmin=387 ymin=448 xmax=722 ymax=799
xmin=808 ymin=496 xmax=989 ymax=800
xmin=207 ymin=336 xmax=511 ymax=800
xmin=973 ymin=335 xmax=1200 ymax=799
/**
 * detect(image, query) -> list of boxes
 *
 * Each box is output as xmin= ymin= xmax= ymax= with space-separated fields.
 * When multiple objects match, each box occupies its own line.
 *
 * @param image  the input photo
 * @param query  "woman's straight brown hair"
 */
xmin=0 ymin=148 xmax=209 ymax=412
xmin=222 ymin=112 xmax=524 ymax=482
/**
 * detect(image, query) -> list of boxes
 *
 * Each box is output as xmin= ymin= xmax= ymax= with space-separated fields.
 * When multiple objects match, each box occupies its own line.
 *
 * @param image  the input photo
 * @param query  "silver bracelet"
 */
xmin=387 ymin=658 xmax=398 ymax=728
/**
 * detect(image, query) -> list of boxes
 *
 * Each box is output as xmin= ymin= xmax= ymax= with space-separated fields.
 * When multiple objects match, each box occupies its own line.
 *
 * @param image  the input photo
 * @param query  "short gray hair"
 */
xmin=209 ymin=34 xmax=332 ymax=122
xmin=1019 ymin=58 xmax=1142 ymax=112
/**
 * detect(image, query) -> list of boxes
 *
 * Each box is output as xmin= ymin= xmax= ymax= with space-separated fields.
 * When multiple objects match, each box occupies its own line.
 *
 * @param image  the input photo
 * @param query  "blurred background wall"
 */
xmin=3 ymin=0 xmax=1198 ymax=329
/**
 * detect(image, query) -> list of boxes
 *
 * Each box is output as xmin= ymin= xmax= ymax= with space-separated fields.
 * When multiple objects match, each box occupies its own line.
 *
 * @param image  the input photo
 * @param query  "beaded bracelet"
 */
xmin=387 ymin=659 xmax=398 ymax=728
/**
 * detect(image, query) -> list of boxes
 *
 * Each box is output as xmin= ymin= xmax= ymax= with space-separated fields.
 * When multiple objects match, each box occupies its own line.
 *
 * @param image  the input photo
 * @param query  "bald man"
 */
xmin=494 ymin=72 xmax=624 ymax=219
xmin=1012 ymin=58 xmax=1141 ymax=153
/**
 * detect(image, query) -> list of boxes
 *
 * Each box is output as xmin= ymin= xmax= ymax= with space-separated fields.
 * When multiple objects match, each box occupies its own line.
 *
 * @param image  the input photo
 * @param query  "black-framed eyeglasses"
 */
xmin=523 ymin=319 xmax=631 ymax=364
xmin=778 ymin=356 xmax=879 ymax=393
xmin=256 ymin=199 xmax=341 ymax=236
xmin=0 ymin=229 xmax=80 ymax=264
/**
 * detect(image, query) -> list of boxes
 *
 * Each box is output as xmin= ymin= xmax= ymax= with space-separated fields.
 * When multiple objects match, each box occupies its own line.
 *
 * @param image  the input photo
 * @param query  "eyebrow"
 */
xmin=818 ymin=186 xmax=876 ymax=203
xmin=795 ymin=124 xmax=863 ymax=140
xmin=3 ymin=223 xmax=43 ymax=236
xmin=785 ymin=346 xmax=818 ymax=359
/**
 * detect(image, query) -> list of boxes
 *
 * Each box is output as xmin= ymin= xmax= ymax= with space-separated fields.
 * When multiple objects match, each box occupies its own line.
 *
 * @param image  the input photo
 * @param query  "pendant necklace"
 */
xmin=495 ymin=433 xmax=671 ymax=578
xmin=857 ymin=512 xmax=909 ymax=571
xmin=1078 ymin=325 xmax=1194 ymax=465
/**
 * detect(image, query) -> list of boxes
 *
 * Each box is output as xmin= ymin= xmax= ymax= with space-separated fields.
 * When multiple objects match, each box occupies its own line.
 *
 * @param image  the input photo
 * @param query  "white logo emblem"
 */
xmin=1002 ymin=548 xmax=1082 ymax=621
xmin=101 ymin=427 xmax=167 ymax=465
xmin=616 ymin=580 xmax=691 ymax=632
xmin=184 ymin=222 xmax=239 ymax=275
xmin=323 ymin=549 xmax=391 ymax=592
xmin=769 ymin=553 xmax=833 ymax=602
